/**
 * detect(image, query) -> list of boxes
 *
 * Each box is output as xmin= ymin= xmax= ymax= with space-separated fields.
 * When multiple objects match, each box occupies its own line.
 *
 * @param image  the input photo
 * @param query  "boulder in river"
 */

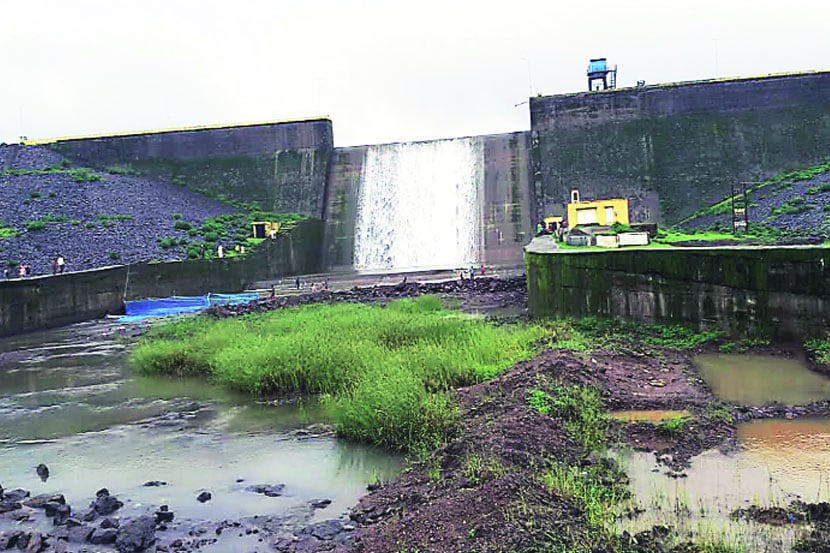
xmin=196 ymin=491 xmax=212 ymax=503
xmin=35 ymin=464 xmax=49 ymax=482
xmin=3 ymin=488 xmax=30 ymax=502
xmin=115 ymin=515 xmax=156 ymax=553
xmin=91 ymin=488 xmax=123 ymax=515
xmin=245 ymin=484 xmax=285 ymax=497
xmin=24 ymin=493 xmax=65 ymax=509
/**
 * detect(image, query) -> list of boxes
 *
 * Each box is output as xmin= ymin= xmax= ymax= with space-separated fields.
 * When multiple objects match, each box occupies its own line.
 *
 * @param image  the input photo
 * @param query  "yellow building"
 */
xmin=251 ymin=221 xmax=281 ymax=239
xmin=566 ymin=189 xmax=629 ymax=229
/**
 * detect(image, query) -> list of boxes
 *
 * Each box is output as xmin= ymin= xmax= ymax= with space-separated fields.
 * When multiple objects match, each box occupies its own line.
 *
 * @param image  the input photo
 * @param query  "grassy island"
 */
xmin=131 ymin=295 xmax=546 ymax=452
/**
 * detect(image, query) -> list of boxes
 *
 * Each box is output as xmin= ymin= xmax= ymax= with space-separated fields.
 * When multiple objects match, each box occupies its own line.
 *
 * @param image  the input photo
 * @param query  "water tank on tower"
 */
xmin=587 ymin=58 xmax=618 ymax=91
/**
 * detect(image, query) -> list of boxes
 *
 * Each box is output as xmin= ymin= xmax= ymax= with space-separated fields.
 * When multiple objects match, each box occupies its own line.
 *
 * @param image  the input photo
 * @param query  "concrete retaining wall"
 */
xmin=0 ymin=220 xmax=323 ymax=337
xmin=525 ymin=246 xmax=830 ymax=340
xmin=529 ymin=71 xmax=830 ymax=225
xmin=49 ymin=119 xmax=334 ymax=218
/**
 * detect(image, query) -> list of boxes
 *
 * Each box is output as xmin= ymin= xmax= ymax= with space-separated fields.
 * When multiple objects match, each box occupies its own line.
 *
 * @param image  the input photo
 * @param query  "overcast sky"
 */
xmin=1 ymin=0 xmax=827 ymax=147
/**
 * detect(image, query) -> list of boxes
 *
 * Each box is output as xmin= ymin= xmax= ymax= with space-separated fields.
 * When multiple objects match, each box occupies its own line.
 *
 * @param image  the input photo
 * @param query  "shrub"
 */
xmin=203 ymin=231 xmax=219 ymax=242
xmin=172 ymin=212 xmax=183 ymax=220
xmin=25 ymin=220 xmax=46 ymax=232
xmin=173 ymin=220 xmax=192 ymax=231
xmin=158 ymin=237 xmax=178 ymax=249
xmin=84 ymin=222 xmax=97 ymax=229
xmin=109 ymin=250 xmax=121 ymax=261
xmin=69 ymin=167 xmax=101 ymax=183
xmin=29 ymin=191 xmax=41 ymax=199
xmin=105 ymin=164 xmax=136 ymax=175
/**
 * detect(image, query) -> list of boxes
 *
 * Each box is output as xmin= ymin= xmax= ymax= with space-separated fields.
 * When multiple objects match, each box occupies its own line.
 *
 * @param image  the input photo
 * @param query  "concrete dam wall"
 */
xmin=323 ymin=132 xmax=533 ymax=271
xmin=525 ymin=246 xmax=830 ymax=340
xmin=49 ymin=119 xmax=334 ymax=218
xmin=530 ymin=71 xmax=830 ymax=225
xmin=34 ymin=70 xmax=830 ymax=273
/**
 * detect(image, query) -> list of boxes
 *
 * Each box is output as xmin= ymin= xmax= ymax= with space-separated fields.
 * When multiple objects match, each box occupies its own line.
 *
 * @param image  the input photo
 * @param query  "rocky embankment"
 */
xmin=0 ymin=144 xmax=237 ymax=276
xmin=681 ymin=170 xmax=830 ymax=239
xmin=0 ymin=475 xmax=357 ymax=553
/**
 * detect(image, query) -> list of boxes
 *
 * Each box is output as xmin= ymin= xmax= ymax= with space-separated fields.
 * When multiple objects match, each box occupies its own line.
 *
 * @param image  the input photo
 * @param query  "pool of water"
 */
xmin=0 ymin=320 xmax=402 ymax=528
xmin=694 ymin=353 xmax=830 ymax=406
xmin=619 ymin=417 xmax=830 ymax=551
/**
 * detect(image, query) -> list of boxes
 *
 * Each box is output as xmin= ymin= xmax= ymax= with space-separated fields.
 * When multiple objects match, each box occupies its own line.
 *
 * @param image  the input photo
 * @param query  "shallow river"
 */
xmin=0 ymin=320 xmax=402 ymax=528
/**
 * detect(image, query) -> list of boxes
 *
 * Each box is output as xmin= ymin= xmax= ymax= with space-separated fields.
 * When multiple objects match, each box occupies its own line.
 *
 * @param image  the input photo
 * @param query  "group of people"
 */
xmin=50 ymin=255 xmax=66 ymax=275
xmin=1 ymin=256 xmax=65 ymax=279
xmin=459 ymin=264 xmax=486 ymax=281
xmin=536 ymin=221 xmax=566 ymax=241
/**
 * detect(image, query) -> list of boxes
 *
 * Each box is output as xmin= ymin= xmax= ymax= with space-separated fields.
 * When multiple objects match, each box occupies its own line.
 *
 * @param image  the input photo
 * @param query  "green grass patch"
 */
xmin=0 ymin=221 xmax=19 ymax=239
xmin=105 ymin=164 xmax=137 ymax=175
xmin=567 ymin=317 xmax=724 ymax=352
xmin=541 ymin=460 xmax=629 ymax=530
xmin=770 ymin=196 xmax=812 ymax=217
xmin=96 ymin=214 xmax=134 ymax=227
xmin=805 ymin=333 xmax=830 ymax=365
xmin=68 ymin=167 xmax=101 ymax=183
xmin=527 ymin=382 xmax=607 ymax=452
xmin=131 ymin=296 xmax=547 ymax=451
xmin=656 ymin=414 xmax=693 ymax=435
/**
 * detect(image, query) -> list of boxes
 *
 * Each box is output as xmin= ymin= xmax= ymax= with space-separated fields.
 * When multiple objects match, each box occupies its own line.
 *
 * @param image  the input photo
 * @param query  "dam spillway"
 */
xmin=353 ymin=138 xmax=484 ymax=272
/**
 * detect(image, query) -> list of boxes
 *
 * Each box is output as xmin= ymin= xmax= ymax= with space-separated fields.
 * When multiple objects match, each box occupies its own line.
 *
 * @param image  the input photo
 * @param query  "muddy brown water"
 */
xmin=0 ymin=320 xmax=402 ymax=531
xmin=619 ymin=353 xmax=830 ymax=551
xmin=694 ymin=353 xmax=830 ymax=405
xmin=609 ymin=410 xmax=691 ymax=423
xmin=621 ymin=419 xmax=830 ymax=551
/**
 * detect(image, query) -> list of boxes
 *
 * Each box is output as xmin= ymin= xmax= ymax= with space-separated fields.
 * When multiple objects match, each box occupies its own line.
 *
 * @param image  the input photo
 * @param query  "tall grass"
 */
xmin=131 ymin=295 xmax=547 ymax=451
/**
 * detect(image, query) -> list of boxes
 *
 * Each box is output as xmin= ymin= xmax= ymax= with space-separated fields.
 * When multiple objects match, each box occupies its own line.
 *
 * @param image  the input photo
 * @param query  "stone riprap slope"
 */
xmin=681 ymin=169 xmax=830 ymax=238
xmin=0 ymin=145 xmax=238 ymax=276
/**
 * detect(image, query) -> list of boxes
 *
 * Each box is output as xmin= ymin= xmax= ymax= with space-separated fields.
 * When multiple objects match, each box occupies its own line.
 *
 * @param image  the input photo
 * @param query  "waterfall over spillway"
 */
xmin=353 ymin=138 xmax=483 ymax=271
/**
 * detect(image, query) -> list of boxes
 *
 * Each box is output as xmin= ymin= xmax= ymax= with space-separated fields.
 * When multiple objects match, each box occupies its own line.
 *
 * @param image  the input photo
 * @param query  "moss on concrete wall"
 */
xmin=530 ymin=72 xmax=830 ymax=225
xmin=50 ymin=119 xmax=333 ymax=218
xmin=525 ymin=246 xmax=830 ymax=340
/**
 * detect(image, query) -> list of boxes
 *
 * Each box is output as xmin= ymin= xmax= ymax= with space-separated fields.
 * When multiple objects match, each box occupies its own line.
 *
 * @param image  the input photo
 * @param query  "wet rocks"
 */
xmin=196 ymin=491 xmax=211 ymax=503
xmin=3 ymin=488 xmax=30 ymax=502
xmin=66 ymin=524 xmax=93 ymax=543
xmin=309 ymin=499 xmax=331 ymax=510
xmin=90 ymin=488 xmax=123 ymax=516
xmin=0 ymin=530 xmax=23 ymax=549
xmin=23 ymin=493 xmax=65 ymax=509
xmin=273 ymin=519 xmax=356 ymax=552
xmin=51 ymin=503 xmax=71 ymax=525
xmin=155 ymin=505 xmax=175 ymax=524
xmin=143 ymin=480 xmax=167 ymax=487
xmin=89 ymin=527 xmax=118 ymax=545
xmin=35 ymin=464 xmax=49 ymax=482
xmin=114 ymin=515 xmax=156 ymax=553
xmin=0 ymin=499 xmax=21 ymax=513
xmin=245 ymin=484 xmax=285 ymax=497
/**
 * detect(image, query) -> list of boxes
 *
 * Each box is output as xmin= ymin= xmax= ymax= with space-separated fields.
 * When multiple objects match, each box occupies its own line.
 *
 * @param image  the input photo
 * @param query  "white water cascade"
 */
xmin=353 ymin=138 xmax=483 ymax=272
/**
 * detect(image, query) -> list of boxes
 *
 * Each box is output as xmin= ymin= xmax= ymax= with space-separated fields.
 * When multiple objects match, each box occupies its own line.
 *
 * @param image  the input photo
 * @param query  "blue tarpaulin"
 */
xmin=118 ymin=292 xmax=261 ymax=322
